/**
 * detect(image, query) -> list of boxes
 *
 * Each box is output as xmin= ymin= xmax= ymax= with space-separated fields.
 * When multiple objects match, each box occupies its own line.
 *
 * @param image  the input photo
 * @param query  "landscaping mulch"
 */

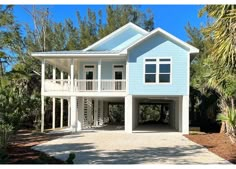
xmin=5 ymin=129 xmax=67 ymax=164
xmin=185 ymin=133 xmax=236 ymax=164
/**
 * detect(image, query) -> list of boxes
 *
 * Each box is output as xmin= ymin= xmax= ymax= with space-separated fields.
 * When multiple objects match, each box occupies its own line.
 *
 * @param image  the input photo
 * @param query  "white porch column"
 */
xmin=99 ymin=100 xmax=104 ymax=125
xmin=182 ymin=95 xmax=189 ymax=134
xmin=125 ymin=95 xmax=133 ymax=133
xmin=52 ymin=97 xmax=56 ymax=129
xmin=52 ymin=66 xmax=56 ymax=129
xmin=41 ymin=96 xmax=45 ymax=133
xmin=41 ymin=59 xmax=45 ymax=94
xmin=60 ymin=71 xmax=64 ymax=128
xmin=70 ymin=59 xmax=74 ymax=92
xmin=41 ymin=59 xmax=45 ymax=133
xmin=70 ymin=96 xmax=77 ymax=132
xmin=178 ymin=96 xmax=182 ymax=132
xmin=68 ymin=99 xmax=71 ymax=127
xmin=94 ymin=99 xmax=98 ymax=126
xmin=98 ymin=59 xmax=101 ymax=92
xmin=77 ymin=97 xmax=84 ymax=131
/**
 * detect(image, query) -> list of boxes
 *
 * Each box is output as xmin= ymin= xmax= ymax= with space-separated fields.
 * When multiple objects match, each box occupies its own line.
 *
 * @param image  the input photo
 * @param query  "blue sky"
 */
xmin=13 ymin=5 xmax=207 ymax=41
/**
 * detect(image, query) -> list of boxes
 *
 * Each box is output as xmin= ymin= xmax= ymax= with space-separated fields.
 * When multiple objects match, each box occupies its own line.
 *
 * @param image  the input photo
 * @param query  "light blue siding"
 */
xmin=79 ymin=61 xmax=126 ymax=79
xmin=79 ymin=62 xmax=98 ymax=79
xmin=93 ymin=28 xmax=143 ymax=51
xmin=101 ymin=61 xmax=126 ymax=79
xmin=128 ymin=33 xmax=188 ymax=96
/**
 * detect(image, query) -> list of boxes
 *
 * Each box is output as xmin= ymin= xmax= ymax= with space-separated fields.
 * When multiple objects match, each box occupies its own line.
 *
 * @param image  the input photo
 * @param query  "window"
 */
xmin=113 ymin=65 xmax=124 ymax=68
xmin=84 ymin=65 xmax=95 ymax=68
xmin=144 ymin=58 xmax=171 ymax=84
xmin=145 ymin=59 xmax=156 ymax=83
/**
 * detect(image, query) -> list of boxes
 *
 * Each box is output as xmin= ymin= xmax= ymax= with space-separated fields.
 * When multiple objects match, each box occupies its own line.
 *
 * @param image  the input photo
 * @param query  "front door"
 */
xmin=113 ymin=65 xmax=124 ymax=90
xmin=83 ymin=65 xmax=95 ymax=91
xmin=85 ymin=71 xmax=93 ymax=90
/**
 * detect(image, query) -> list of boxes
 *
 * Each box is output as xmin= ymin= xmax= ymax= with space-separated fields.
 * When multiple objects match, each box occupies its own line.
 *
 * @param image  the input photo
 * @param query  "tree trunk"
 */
xmin=220 ymin=121 xmax=226 ymax=133
xmin=231 ymin=98 xmax=234 ymax=109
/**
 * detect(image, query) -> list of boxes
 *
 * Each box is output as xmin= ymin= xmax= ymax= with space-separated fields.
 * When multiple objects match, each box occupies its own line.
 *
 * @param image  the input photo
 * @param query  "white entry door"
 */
xmin=83 ymin=65 xmax=95 ymax=91
xmin=113 ymin=65 xmax=124 ymax=90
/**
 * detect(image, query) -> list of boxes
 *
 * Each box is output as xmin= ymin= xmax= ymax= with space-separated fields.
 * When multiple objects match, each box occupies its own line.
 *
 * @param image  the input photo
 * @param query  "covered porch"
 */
xmin=40 ymin=56 xmax=127 ymax=94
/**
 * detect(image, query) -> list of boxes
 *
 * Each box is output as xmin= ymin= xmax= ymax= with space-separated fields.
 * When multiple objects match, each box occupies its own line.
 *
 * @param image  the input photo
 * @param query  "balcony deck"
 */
xmin=43 ymin=79 xmax=127 ymax=97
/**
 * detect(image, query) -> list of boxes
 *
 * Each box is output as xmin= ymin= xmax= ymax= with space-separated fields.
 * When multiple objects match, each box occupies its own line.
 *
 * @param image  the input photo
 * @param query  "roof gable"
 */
xmin=122 ymin=28 xmax=199 ymax=54
xmin=83 ymin=22 xmax=148 ymax=51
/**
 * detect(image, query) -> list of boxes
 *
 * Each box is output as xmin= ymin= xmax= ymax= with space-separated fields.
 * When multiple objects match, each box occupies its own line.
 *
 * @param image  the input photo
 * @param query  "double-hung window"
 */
xmin=159 ymin=59 xmax=171 ymax=83
xmin=145 ymin=59 xmax=157 ymax=83
xmin=144 ymin=58 xmax=171 ymax=84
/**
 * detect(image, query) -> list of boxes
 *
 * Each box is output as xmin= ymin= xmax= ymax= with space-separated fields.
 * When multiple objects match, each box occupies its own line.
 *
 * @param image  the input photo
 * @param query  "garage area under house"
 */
xmin=75 ymin=96 xmax=183 ymax=133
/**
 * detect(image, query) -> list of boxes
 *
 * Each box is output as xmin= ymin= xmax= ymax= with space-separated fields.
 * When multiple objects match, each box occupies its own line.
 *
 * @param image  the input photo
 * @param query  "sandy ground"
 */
xmin=33 ymin=129 xmax=231 ymax=164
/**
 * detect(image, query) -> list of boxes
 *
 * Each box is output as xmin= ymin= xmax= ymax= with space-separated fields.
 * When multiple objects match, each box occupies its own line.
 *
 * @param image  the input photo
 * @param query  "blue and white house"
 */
xmin=32 ymin=22 xmax=199 ymax=134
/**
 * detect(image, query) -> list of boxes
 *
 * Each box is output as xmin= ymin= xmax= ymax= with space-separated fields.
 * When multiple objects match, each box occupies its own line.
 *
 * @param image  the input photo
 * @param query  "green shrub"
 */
xmin=0 ymin=123 xmax=13 ymax=150
xmin=65 ymin=152 xmax=76 ymax=164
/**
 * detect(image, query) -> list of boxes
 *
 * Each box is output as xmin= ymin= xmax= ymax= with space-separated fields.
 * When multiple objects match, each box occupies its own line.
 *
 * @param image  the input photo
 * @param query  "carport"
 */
xmin=129 ymin=96 xmax=187 ymax=133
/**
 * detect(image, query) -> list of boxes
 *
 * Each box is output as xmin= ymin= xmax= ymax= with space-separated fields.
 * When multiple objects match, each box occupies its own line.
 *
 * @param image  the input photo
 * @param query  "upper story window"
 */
xmin=144 ymin=58 xmax=171 ymax=84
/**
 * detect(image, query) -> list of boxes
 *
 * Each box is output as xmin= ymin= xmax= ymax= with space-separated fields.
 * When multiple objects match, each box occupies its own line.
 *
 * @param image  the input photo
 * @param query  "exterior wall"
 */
xmin=125 ymin=95 xmax=133 ymax=133
xmin=79 ymin=62 xmax=98 ymax=79
xmin=78 ymin=61 xmax=126 ymax=79
xmin=182 ymin=95 xmax=189 ymax=134
xmin=94 ymin=28 xmax=143 ymax=51
xmin=128 ymin=33 xmax=189 ymax=96
xmin=101 ymin=61 xmax=126 ymax=79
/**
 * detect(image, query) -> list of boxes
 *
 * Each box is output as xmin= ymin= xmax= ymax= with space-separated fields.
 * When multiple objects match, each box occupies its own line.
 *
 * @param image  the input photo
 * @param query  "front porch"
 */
xmin=41 ymin=57 xmax=127 ymax=96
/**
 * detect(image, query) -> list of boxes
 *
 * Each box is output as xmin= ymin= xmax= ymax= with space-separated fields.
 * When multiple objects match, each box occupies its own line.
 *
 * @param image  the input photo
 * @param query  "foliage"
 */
xmin=187 ymin=5 xmax=236 ymax=133
xmin=0 ymin=123 xmax=13 ymax=150
xmin=65 ymin=152 xmax=76 ymax=164
xmin=217 ymin=104 xmax=236 ymax=138
xmin=199 ymin=5 xmax=236 ymax=73
xmin=0 ymin=5 xmax=23 ymax=76
xmin=139 ymin=104 xmax=161 ymax=123
xmin=108 ymin=104 xmax=124 ymax=124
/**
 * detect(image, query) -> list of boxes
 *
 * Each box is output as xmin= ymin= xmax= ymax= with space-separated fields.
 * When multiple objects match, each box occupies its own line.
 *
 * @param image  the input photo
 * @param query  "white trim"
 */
xmin=123 ymin=27 xmax=199 ymax=54
xmin=60 ymin=98 xmax=63 ymax=128
xmin=53 ymin=66 xmax=56 ymax=82
xmin=52 ymin=97 xmax=55 ymax=129
xmin=41 ymin=59 xmax=45 ymax=94
xmin=41 ymin=96 xmax=45 ymax=133
xmin=70 ymin=59 xmax=74 ymax=92
xmin=143 ymin=57 xmax=172 ymax=85
xmin=126 ymin=60 xmax=129 ymax=95
xmin=83 ymin=22 xmax=148 ymax=51
xmin=98 ymin=59 xmax=101 ymax=92
xmin=112 ymin=64 xmax=125 ymax=80
xmin=83 ymin=64 xmax=97 ymax=79
xmin=187 ymin=52 xmax=190 ymax=95
xmin=32 ymin=53 xmax=127 ymax=58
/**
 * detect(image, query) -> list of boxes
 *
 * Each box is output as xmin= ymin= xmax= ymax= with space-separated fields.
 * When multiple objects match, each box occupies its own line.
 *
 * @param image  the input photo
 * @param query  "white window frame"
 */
xmin=83 ymin=64 xmax=97 ymax=79
xmin=143 ymin=57 xmax=172 ymax=85
xmin=112 ymin=64 xmax=125 ymax=80
xmin=144 ymin=58 xmax=157 ymax=84
xmin=158 ymin=58 xmax=172 ymax=84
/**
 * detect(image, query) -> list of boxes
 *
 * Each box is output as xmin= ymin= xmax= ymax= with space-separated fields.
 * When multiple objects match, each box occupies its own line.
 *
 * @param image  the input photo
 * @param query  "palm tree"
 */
xmin=199 ymin=5 xmax=236 ymax=73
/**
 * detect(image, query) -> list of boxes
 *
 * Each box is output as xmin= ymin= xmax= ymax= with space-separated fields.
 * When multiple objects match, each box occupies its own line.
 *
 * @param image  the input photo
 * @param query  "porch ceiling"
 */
xmin=45 ymin=57 xmax=126 ymax=74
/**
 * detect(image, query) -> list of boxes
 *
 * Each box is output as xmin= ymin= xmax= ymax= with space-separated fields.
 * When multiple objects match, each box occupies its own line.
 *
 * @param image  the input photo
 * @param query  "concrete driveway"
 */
xmin=33 ymin=130 xmax=230 ymax=164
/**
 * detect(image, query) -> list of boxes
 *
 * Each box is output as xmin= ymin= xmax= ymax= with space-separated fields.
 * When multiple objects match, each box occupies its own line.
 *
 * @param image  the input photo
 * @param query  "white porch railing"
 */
xmin=44 ymin=79 xmax=70 ymax=92
xmin=44 ymin=79 xmax=126 ymax=92
xmin=101 ymin=80 xmax=126 ymax=91
xmin=74 ymin=80 xmax=98 ymax=92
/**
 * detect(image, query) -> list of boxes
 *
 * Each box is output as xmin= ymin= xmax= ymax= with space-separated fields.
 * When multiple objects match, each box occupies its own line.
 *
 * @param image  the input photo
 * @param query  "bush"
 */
xmin=0 ymin=123 xmax=13 ymax=150
xmin=65 ymin=152 xmax=76 ymax=164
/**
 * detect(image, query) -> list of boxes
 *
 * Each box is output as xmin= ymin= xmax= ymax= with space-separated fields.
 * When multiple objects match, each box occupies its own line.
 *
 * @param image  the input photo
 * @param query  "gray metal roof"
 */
xmin=32 ymin=50 xmax=122 ymax=55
